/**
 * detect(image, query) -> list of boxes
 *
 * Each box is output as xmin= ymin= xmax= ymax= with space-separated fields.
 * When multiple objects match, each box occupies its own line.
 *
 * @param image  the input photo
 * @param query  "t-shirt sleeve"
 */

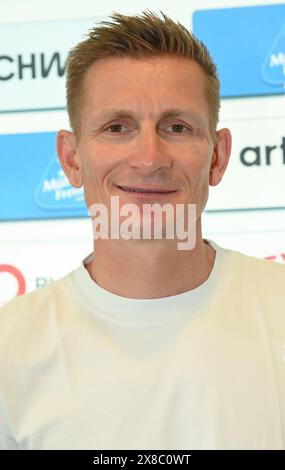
xmin=0 ymin=299 xmax=22 ymax=450
xmin=0 ymin=392 xmax=20 ymax=450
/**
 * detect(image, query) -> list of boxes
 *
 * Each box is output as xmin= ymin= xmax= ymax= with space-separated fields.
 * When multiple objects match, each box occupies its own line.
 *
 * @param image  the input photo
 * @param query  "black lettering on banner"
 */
xmin=265 ymin=145 xmax=278 ymax=165
xmin=282 ymin=137 xmax=285 ymax=164
xmin=0 ymin=55 xmax=14 ymax=80
xmin=40 ymin=52 xmax=66 ymax=78
xmin=18 ymin=53 xmax=36 ymax=79
xmin=240 ymin=137 xmax=285 ymax=167
xmin=0 ymin=52 xmax=66 ymax=81
xmin=240 ymin=146 xmax=261 ymax=166
xmin=35 ymin=277 xmax=53 ymax=289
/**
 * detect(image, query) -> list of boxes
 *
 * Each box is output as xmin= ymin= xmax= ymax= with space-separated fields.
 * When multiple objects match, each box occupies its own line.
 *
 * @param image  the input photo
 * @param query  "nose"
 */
xmin=127 ymin=124 xmax=173 ymax=176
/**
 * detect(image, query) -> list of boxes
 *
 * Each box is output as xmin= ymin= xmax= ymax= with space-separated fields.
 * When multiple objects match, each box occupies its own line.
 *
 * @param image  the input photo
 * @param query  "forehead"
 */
xmin=82 ymin=55 xmax=209 ymax=120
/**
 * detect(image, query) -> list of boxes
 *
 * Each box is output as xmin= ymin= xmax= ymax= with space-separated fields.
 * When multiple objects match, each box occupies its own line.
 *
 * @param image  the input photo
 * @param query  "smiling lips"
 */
xmin=117 ymin=185 xmax=177 ymax=193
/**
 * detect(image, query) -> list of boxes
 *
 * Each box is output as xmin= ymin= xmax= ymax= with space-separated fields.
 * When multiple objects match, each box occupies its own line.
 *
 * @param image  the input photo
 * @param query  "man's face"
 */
xmin=58 ymin=55 xmax=231 ymax=236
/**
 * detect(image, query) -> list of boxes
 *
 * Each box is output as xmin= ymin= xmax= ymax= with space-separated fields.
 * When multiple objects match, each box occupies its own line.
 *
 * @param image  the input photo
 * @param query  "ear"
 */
xmin=56 ymin=130 xmax=83 ymax=188
xmin=209 ymin=128 xmax=232 ymax=186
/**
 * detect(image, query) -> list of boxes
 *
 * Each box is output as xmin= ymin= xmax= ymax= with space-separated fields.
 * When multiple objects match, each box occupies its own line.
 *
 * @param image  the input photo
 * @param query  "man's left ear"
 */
xmin=209 ymin=128 xmax=232 ymax=186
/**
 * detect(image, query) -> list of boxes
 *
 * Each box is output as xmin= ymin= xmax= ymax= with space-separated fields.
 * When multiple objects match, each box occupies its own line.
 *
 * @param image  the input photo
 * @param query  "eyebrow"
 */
xmin=90 ymin=108 xmax=207 ymax=128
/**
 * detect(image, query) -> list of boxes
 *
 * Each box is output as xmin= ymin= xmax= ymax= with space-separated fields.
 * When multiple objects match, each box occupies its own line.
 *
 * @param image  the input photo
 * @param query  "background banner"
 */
xmin=193 ymin=4 xmax=285 ymax=97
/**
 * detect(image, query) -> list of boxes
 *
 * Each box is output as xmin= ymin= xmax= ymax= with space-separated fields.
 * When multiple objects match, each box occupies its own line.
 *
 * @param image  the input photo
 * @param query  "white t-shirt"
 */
xmin=0 ymin=239 xmax=284 ymax=450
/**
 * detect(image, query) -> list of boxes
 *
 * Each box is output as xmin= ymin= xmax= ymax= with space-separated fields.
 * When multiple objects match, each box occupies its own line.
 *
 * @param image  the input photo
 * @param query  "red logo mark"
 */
xmin=0 ymin=264 xmax=26 ymax=296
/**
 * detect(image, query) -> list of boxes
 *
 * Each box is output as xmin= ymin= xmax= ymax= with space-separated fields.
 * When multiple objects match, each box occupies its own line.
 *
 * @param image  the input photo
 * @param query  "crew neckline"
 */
xmin=71 ymin=238 xmax=225 ymax=324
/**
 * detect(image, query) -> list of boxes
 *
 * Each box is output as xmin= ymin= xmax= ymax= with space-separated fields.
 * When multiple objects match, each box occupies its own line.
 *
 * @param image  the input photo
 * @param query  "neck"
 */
xmin=86 ymin=229 xmax=216 ymax=299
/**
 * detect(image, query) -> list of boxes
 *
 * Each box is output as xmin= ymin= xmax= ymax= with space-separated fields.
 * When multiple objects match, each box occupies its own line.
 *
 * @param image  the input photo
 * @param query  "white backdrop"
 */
xmin=1 ymin=0 xmax=285 ymax=306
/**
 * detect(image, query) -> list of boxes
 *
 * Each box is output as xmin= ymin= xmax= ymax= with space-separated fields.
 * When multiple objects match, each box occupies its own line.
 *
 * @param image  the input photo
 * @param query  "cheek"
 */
xmin=195 ymin=163 xmax=212 ymax=193
xmin=79 ymin=143 xmax=119 ymax=206
xmin=79 ymin=145 xmax=107 ymax=183
xmin=179 ymin=143 xmax=212 ymax=183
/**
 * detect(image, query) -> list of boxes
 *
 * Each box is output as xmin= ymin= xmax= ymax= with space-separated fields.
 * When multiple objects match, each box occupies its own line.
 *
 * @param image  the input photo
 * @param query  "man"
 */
xmin=0 ymin=11 xmax=284 ymax=450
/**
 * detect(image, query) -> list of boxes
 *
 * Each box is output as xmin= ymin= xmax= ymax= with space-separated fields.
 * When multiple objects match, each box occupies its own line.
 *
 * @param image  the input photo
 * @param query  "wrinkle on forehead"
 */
xmin=81 ymin=56 xmax=212 ymax=135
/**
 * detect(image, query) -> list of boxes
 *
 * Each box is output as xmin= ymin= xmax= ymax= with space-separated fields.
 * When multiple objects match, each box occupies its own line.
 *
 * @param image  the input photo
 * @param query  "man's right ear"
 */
xmin=56 ymin=130 xmax=83 ymax=188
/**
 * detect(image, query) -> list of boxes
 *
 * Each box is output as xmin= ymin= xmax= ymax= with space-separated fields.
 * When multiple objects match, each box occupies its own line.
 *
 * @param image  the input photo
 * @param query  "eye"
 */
xmin=105 ymin=123 xmax=129 ymax=133
xmin=163 ymin=123 xmax=190 ymax=133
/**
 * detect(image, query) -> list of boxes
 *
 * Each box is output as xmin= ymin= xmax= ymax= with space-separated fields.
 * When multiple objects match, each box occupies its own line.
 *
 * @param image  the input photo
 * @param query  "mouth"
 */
xmin=117 ymin=185 xmax=177 ymax=194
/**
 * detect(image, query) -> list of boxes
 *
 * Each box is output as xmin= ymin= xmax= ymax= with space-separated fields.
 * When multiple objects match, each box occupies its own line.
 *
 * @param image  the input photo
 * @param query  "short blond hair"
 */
xmin=66 ymin=10 xmax=220 ymax=137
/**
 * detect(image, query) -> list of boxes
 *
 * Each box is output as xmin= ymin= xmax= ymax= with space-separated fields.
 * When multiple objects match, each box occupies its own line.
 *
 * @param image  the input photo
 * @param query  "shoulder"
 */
xmin=0 ymin=268 xmax=75 ymax=315
xmin=225 ymin=246 xmax=285 ymax=286
xmin=0 ymin=268 xmax=77 ymax=353
xmin=220 ymin=244 xmax=285 ymax=324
